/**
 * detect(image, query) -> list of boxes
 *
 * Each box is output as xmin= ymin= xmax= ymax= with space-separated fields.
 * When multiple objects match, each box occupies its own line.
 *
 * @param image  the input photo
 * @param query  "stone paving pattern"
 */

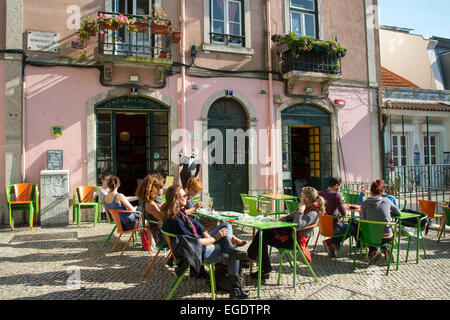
xmin=0 ymin=221 xmax=449 ymax=300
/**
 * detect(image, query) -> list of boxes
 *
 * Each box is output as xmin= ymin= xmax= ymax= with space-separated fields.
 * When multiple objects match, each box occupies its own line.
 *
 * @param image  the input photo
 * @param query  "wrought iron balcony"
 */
xmin=282 ymin=50 xmax=341 ymax=75
xmin=384 ymin=164 xmax=450 ymax=190
xmin=281 ymin=49 xmax=342 ymax=92
xmin=96 ymin=12 xmax=173 ymax=66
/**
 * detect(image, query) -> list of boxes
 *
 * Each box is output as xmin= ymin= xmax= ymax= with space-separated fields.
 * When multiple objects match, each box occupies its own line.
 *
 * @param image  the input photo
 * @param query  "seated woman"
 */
xmin=247 ymin=186 xmax=322 ymax=279
xmin=161 ymin=185 xmax=250 ymax=299
xmin=135 ymin=173 xmax=166 ymax=249
xmin=361 ymin=180 xmax=401 ymax=265
xmin=103 ymin=176 xmax=143 ymax=231
xmin=184 ymin=177 xmax=246 ymax=247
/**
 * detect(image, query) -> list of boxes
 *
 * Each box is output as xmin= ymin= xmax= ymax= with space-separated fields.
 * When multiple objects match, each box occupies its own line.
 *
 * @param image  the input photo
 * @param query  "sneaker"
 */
xmin=323 ymin=239 xmax=336 ymax=258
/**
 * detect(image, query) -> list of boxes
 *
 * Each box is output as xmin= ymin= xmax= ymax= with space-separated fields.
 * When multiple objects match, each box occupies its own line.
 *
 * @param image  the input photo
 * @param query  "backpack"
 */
xmin=214 ymin=263 xmax=245 ymax=292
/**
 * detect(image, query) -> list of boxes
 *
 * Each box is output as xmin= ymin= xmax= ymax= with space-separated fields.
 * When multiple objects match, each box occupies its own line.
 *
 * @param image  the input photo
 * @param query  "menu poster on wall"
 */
xmin=47 ymin=150 xmax=63 ymax=170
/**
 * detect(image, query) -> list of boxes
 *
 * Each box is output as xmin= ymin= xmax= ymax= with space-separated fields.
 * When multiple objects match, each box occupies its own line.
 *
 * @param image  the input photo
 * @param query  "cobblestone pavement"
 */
xmin=0 ymin=222 xmax=449 ymax=300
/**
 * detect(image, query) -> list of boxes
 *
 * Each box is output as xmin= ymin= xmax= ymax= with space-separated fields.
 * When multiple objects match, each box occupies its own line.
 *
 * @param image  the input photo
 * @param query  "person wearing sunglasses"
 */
xmin=161 ymin=185 xmax=250 ymax=299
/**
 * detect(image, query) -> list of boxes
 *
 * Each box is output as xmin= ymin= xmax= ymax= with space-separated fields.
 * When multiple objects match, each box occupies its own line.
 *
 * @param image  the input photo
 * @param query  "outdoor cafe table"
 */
xmin=344 ymin=203 xmax=361 ymax=218
xmin=259 ymin=194 xmax=298 ymax=213
xmin=231 ymin=217 xmax=297 ymax=297
xmin=395 ymin=211 xmax=427 ymax=270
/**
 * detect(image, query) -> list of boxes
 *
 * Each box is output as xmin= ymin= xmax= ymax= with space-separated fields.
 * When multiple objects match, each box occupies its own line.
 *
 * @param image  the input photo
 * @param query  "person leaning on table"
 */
xmin=161 ymin=185 xmax=250 ymax=299
xmin=246 ymin=186 xmax=322 ymax=280
xmin=361 ymin=180 xmax=401 ymax=265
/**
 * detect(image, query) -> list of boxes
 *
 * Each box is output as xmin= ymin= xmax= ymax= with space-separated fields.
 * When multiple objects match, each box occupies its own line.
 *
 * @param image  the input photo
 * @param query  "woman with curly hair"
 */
xmin=135 ymin=173 xmax=165 ymax=249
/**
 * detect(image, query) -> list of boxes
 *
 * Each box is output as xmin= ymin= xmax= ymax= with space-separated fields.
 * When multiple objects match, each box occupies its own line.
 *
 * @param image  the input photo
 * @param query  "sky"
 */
xmin=378 ymin=0 xmax=450 ymax=39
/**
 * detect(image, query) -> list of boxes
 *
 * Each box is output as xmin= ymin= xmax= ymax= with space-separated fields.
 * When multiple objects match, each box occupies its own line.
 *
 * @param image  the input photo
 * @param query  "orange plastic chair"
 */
xmin=311 ymin=214 xmax=352 ymax=260
xmin=72 ymin=186 xmax=100 ymax=226
xmin=5 ymin=183 xmax=39 ymax=230
xmin=107 ymin=208 xmax=149 ymax=260
xmin=418 ymin=200 xmax=444 ymax=236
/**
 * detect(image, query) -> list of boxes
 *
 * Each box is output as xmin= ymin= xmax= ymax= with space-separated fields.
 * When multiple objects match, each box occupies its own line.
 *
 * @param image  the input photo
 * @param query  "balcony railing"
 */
xmin=282 ymin=49 xmax=342 ymax=75
xmin=97 ymin=12 xmax=172 ymax=59
xmin=384 ymin=164 xmax=450 ymax=191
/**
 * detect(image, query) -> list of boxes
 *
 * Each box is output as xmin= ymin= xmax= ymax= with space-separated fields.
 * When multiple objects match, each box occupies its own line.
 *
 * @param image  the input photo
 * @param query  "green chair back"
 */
xmin=356 ymin=219 xmax=396 ymax=248
xmin=246 ymin=197 xmax=270 ymax=217
xmin=344 ymin=193 xmax=359 ymax=205
xmin=285 ymin=199 xmax=300 ymax=214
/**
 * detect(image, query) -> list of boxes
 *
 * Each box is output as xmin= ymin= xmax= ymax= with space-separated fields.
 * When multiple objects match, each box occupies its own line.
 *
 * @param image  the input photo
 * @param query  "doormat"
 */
xmin=9 ymin=232 xmax=78 ymax=243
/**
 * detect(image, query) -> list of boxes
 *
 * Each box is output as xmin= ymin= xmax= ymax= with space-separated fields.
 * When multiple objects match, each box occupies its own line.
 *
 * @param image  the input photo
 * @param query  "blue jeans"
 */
xmin=330 ymin=219 xmax=358 ymax=246
xmin=203 ymin=222 xmax=240 ymax=276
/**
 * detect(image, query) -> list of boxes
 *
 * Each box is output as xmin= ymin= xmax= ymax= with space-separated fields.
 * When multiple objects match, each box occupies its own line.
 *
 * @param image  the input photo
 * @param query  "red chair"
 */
xmin=6 ymin=183 xmax=39 ymax=230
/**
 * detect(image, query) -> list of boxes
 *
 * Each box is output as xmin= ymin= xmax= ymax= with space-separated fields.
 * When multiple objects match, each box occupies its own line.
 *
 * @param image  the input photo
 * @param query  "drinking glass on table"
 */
xmin=208 ymin=197 xmax=214 ymax=210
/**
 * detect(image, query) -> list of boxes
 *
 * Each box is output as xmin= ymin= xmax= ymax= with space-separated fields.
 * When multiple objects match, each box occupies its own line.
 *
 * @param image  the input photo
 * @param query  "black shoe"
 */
xmin=218 ymin=236 xmax=241 ymax=255
xmin=229 ymin=288 xmax=250 ymax=299
xmin=250 ymin=271 xmax=270 ymax=280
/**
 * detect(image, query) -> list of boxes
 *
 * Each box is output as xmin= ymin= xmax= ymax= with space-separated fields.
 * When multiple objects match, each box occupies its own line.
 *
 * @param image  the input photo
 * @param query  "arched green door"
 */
xmin=208 ymin=98 xmax=249 ymax=211
xmin=281 ymin=104 xmax=332 ymax=193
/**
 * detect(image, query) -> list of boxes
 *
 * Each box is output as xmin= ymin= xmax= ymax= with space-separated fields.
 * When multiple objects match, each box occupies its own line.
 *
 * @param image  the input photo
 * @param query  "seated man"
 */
xmin=319 ymin=177 xmax=357 ymax=258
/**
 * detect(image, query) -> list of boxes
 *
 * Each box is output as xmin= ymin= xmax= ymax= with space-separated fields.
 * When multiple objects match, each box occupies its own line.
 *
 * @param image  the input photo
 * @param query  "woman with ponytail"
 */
xmin=103 ymin=176 xmax=143 ymax=231
xmin=135 ymin=173 xmax=165 ymax=249
xmin=247 ymin=186 xmax=321 ymax=280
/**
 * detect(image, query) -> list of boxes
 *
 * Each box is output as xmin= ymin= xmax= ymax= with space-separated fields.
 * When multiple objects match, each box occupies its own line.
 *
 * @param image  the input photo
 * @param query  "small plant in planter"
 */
xmin=150 ymin=4 xmax=172 ymax=34
xmin=159 ymin=49 xmax=170 ymax=58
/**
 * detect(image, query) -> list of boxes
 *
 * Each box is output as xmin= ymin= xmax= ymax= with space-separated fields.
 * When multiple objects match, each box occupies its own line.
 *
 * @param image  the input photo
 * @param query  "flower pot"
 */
xmin=172 ymin=31 xmax=182 ymax=43
xmin=88 ymin=29 xmax=97 ymax=37
xmin=152 ymin=23 xmax=170 ymax=35
xmin=100 ymin=21 xmax=120 ymax=31
xmin=159 ymin=51 xmax=170 ymax=58
xmin=135 ymin=22 xmax=149 ymax=33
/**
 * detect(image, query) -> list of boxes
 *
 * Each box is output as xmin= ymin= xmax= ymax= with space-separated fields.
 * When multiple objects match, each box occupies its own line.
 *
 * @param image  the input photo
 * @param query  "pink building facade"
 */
xmin=0 ymin=0 xmax=382 ymax=224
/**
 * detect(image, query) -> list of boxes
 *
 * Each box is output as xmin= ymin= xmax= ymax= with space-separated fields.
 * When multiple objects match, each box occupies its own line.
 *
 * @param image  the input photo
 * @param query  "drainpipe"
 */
xmin=266 ymin=0 xmax=276 ymax=194
xmin=179 ymin=0 xmax=186 ymax=155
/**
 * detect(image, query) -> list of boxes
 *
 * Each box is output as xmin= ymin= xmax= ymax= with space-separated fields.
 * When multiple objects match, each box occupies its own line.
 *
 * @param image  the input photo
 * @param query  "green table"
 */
xmin=195 ymin=210 xmax=243 ymax=222
xmin=259 ymin=194 xmax=298 ymax=214
xmin=395 ymin=212 xmax=427 ymax=270
xmin=231 ymin=217 xmax=297 ymax=297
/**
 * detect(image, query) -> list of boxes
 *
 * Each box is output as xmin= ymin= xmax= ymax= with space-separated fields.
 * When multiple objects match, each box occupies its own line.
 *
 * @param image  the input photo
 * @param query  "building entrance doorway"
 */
xmin=115 ymin=114 xmax=147 ymax=196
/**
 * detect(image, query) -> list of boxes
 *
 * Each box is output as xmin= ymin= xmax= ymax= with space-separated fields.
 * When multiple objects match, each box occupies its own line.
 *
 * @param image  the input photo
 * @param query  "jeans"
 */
xmin=203 ymin=222 xmax=240 ymax=276
xmin=369 ymin=236 xmax=394 ymax=254
xmin=330 ymin=219 xmax=358 ymax=246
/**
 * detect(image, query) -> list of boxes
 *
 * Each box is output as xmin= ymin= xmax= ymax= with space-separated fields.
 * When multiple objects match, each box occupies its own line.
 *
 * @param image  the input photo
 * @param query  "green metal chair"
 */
xmin=438 ymin=206 xmax=450 ymax=243
xmin=353 ymin=219 xmax=397 ymax=276
xmin=240 ymin=193 xmax=258 ymax=214
xmin=5 ymin=183 xmax=39 ymax=230
xmin=72 ymin=186 xmax=101 ymax=226
xmin=276 ymin=224 xmax=319 ymax=284
xmin=161 ymin=229 xmax=217 ymax=300
xmin=285 ymin=199 xmax=300 ymax=214
xmin=344 ymin=193 xmax=359 ymax=205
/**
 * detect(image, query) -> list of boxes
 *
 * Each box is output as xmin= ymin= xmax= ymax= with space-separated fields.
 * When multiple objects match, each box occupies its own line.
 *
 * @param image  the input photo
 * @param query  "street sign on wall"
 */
xmin=27 ymin=30 xmax=58 ymax=53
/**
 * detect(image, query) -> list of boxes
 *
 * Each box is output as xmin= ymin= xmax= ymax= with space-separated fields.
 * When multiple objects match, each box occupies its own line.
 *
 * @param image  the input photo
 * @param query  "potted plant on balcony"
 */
xmin=150 ymin=4 xmax=172 ymax=34
xmin=97 ymin=13 xmax=138 ymax=32
xmin=159 ymin=48 xmax=170 ymax=58
xmin=172 ymin=30 xmax=182 ymax=43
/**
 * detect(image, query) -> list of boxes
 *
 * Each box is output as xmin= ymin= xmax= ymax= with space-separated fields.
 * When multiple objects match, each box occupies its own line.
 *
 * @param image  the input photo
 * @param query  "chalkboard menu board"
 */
xmin=47 ymin=150 xmax=63 ymax=170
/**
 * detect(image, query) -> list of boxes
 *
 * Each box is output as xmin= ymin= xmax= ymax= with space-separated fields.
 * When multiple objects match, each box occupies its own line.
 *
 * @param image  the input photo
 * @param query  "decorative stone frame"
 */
xmin=86 ymin=88 xmax=178 ymax=186
xmin=200 ymin=90 xmax=258 ymax=201
xmin=275 ymin=97 xmax=338 ymax=193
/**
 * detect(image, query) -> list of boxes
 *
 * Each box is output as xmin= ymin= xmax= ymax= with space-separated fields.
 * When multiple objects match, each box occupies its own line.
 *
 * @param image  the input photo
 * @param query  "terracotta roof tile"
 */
xmin=383 ymin=101 xmax=450 ymax=112
xmin=381 ymin=67 xmax=420 ymax=88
